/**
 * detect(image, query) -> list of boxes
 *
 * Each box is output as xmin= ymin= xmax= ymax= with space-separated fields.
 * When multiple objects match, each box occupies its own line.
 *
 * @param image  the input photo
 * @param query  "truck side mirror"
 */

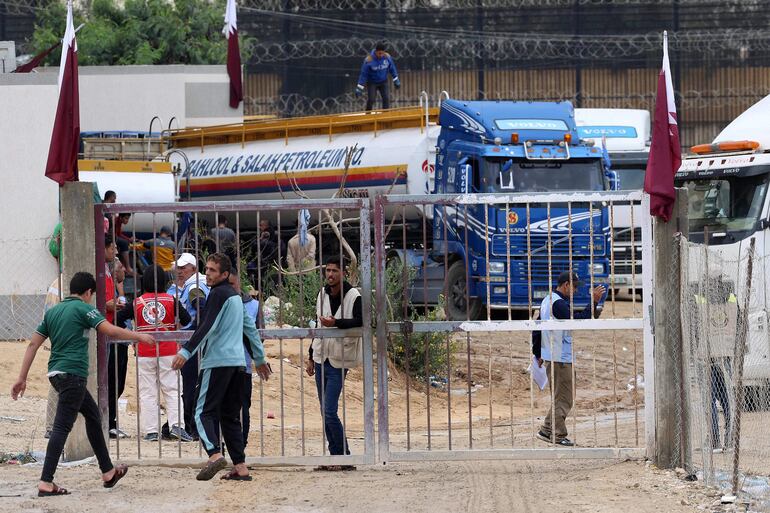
xmin=605 ymin=170 xmax=620 ymax=191
xmin=759 ymin=218 xmax=770 ymax=231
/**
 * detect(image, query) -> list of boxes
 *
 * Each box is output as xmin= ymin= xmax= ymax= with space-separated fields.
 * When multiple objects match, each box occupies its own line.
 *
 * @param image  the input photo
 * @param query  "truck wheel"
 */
xmin=743 ymin=386 xmax=759 ymax=412
xmin=445 ymin=261 xmax=482 ymax=321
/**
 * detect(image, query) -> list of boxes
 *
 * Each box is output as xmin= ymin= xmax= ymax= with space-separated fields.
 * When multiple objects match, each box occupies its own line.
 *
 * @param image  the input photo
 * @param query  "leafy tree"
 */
xmin=28 ymin=0 xmax=254 ymax=66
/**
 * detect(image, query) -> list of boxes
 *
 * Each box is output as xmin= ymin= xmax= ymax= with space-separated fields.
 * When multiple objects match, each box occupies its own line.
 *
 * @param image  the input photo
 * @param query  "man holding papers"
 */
xmin=534 ymin=271 xmax=606 ymax=447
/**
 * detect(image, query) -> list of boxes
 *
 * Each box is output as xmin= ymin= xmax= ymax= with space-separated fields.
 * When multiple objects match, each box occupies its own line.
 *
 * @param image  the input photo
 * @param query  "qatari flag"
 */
xmin=223 ymin=0 xmax=243 ymax=109
xmin=643 ymin=31 xmax=681 ymax=222
xmin=13 ymin=40 xmax=61 ymax=73
xmin=44 ymin=0 xmax=80 ymax=186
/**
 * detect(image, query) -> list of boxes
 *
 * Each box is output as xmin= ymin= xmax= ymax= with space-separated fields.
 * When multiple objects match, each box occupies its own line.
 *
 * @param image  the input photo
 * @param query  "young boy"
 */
xmin=11 ymin=272 xmax=156 ymax=496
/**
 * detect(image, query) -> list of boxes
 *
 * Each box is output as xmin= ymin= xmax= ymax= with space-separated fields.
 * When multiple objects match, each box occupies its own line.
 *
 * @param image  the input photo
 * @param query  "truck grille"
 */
xmin=491 ymin=234 xmax=606 ymax=257
xmin=612 ymin=227 xmax=642 ymax=244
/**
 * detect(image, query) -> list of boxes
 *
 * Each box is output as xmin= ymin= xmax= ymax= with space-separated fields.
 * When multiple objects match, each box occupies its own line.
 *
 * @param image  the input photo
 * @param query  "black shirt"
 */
xmin=308 ymin=281 xmax=363 ymax=359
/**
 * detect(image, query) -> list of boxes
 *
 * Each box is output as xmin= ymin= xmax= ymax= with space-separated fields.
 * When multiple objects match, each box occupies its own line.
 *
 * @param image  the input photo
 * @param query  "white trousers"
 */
xmin=138 ymin=355 xmax=181 ymax=435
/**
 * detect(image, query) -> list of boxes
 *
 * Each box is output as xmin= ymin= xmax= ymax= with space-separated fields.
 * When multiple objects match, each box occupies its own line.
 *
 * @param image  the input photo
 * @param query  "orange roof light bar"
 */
xmin=691 ymin=140 xmax=760 ymax=155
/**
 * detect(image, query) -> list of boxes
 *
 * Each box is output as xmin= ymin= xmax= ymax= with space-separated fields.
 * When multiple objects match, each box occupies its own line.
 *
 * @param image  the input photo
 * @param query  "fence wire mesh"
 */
xmin=681 ymin=237 xmax=770 ymax=511
xmin=0 ymin=237 xmax=58 ymax=341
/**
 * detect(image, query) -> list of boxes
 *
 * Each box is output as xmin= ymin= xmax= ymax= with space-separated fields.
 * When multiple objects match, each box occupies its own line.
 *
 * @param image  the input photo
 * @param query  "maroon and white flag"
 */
xmin=643 ymin=31 xmax=682 ymax=222
xmin=44 ymin=0 xmax=80 ymax=186
xmin=223 ymin=0 xmax=243 ymax=109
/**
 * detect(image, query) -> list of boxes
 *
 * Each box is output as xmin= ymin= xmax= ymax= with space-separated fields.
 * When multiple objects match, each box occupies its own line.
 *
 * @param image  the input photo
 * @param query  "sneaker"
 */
xmin=169 ymin=425 xmax=194 ymax=442
xmin=537 ymin=430 xmax=554 ymax=443
xmin=143 ymin=432 xmax=159 ymax=442
xmin=109 ymin=428 xmax=129 ymax=439
xmin=555 ymin=438 xmax=575 ymax=447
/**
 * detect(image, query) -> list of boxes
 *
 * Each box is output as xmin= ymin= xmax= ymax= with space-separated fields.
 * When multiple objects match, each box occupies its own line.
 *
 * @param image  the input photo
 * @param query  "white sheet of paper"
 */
xmin=528 ymin=355 xmax=549 ymax=391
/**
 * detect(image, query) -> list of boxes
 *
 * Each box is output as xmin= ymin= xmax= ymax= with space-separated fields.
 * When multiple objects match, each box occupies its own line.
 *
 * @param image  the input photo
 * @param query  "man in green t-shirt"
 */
xmin=11 ymin=272 xmax=155 ymax=497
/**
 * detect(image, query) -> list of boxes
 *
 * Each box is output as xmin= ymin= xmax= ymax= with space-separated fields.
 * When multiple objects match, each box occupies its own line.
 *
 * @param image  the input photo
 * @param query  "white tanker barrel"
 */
xmin=167 ymin=123 xmax=439 ymax=229
xmin=79 ymin=160 xmax=176 ymax=235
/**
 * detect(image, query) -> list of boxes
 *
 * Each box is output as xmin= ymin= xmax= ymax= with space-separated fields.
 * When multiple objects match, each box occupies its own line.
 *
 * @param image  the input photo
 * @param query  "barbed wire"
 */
xmin=248 ymin=0 xmax=756 ymax=11
xmin=0 ymin=0 xmax=48 ymax=15
xmin=244 ymin=30 xmax=767 ymax=64
xmin=244 ymin=86 xmax=770 ymax=118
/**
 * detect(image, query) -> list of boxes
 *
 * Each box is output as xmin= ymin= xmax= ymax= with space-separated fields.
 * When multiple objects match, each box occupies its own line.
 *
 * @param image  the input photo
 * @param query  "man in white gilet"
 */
xmin=305 ymin=256 xmax=362 ymax=470
xmin=536 ymin=271 xmax=606 ymax=447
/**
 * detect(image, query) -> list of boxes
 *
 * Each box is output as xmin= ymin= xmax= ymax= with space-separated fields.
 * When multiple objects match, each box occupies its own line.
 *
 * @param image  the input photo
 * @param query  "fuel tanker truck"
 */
xmin=162 ymin=99 xmax=615 ymax=320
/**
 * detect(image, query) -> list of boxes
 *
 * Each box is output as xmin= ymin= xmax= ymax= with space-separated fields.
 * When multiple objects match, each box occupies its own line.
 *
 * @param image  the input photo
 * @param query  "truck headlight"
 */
xmin=488 ymin=262 xmax=505 ymax=274
xmin=592 ymin=263 xmax=604 ymax=275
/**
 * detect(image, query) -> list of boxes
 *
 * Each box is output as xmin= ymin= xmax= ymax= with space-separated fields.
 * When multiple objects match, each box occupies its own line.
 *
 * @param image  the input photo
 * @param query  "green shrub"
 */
xmin=388 ymin=296 xmax=455 ymax=381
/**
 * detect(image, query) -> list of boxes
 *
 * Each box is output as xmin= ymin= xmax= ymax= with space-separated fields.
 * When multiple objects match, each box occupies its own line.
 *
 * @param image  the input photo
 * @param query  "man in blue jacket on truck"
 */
xmin=172 ymin=253 xmax=272 ymax=481
xmin=356 ymin=42 xmax=400 ymax=111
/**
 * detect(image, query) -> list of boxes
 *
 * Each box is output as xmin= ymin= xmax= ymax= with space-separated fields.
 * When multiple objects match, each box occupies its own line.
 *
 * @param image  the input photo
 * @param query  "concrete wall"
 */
xmin=0 ymin=65 xmax=241 ymax=338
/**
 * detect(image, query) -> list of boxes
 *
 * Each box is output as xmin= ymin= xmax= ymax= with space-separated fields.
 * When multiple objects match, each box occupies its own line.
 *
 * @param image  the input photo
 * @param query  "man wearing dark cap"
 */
xmin=534 ymin=271 xmax=606 ymax=446
xmin=355 ymin=42 xmax=400 ymax=111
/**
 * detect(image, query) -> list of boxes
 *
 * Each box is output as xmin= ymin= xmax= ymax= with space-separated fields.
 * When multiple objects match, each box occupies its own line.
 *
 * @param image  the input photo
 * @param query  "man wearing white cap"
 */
xmin=167 ymin=253 xmax=210 ymax=439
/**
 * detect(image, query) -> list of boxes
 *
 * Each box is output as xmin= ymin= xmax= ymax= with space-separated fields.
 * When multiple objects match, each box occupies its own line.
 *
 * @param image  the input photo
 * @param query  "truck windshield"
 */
xmin=483 ymin=158 xmax=605 ymax=193
xmin=683 ymin=173 xmax=769 ymax=234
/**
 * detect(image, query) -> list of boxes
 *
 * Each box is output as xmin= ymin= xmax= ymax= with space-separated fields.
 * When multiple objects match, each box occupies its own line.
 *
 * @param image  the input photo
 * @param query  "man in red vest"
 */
xmin=117 ymin=265 xmax=193 ymax=442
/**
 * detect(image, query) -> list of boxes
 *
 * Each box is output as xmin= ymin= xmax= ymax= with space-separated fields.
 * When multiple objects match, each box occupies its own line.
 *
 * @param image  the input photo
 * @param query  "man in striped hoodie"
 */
xmin=172 ymin=253 xmax=271 ymax=481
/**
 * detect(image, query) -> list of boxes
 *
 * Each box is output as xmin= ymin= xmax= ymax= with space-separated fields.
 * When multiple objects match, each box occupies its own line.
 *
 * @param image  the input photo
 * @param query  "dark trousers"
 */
xmin=42 ymin=374 xmax=113 ymax=483
xmin=107 ymin=343 xmax=128 ymax=430
xmin=540 ymin=361 xmax=574 ymax=440
xmin=711 ymin=359 xmax=732 ymax=447
xmin=314 ymin=360 xmax=350 ymax=455
xmin=366 ymin=81 xmax=390 ymax=110
xmin=241 ymin=372 xmax=252 ymax=448
xmin=181 ymin=355 xmax=199 ymax=437
xmin=195 ymin=366 xmax=246 ymax=464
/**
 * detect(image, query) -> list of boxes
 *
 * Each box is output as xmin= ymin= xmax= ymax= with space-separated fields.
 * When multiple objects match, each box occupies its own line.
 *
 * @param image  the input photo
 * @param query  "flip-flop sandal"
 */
xmin=103 ymin=464 xmax=129 ymax=488
xmin=196 ymin=457 xmax=227 ymax=481
xmin=38 ymin=484 xmax=70 ymax=497
xmin=220 ymin=469 xmax=253 ymax=481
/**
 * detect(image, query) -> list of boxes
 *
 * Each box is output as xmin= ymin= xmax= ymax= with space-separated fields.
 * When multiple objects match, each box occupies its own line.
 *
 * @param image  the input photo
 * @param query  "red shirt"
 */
xmin=105 ymin=264 xmax=115 ymax=324
xmin=134 ymin=293 xmax=179 ymax=357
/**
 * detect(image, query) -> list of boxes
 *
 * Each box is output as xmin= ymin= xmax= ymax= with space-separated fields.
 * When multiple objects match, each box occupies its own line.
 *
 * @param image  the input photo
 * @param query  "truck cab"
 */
xmin=674 ymin=94 xmax=770 ymax=403
xmin=428 ymin=100 xmax=612 ymax=320
xmin=575 ymin=108 xmax=651 ymax=296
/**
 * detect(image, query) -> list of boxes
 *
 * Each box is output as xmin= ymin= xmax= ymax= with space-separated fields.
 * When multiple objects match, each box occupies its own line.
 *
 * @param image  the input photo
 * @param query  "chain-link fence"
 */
xmin=681 ymin=237 xmax=770 ymax=511
xmin=0 ymin=237 xmax=58 ymax=341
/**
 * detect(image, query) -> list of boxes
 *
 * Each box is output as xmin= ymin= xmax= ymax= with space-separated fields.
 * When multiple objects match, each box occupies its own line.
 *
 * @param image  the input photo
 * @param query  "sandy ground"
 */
xmin=0 ymin=459 xmax=726 ymax=513
xmin=0 ymin=296 xmax=747 ymax=512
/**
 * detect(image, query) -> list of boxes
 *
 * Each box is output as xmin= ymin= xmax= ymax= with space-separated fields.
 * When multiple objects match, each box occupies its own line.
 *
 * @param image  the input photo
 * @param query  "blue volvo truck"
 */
xmin=394 ymin=99 xmax=614 ymax=320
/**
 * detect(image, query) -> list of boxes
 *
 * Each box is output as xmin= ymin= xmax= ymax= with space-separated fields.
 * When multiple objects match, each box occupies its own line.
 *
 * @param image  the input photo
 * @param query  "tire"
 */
xmin=444 ymin=260 xmax=482 ymax=321
xmin=743 ymin=386 xmax=760 ymax=412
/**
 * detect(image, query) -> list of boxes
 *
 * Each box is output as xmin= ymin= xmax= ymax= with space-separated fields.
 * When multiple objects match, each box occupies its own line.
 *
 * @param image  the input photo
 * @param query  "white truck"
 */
xmin=675 ymin=94 xmax=770 ymax=407
xmin=575 ymin=108 xmax=650 ymax=296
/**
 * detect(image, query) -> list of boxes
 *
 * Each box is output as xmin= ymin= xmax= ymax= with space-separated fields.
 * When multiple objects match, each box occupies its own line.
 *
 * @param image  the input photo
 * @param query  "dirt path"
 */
xmin=0 ymin=459 xmax=721 ymax=513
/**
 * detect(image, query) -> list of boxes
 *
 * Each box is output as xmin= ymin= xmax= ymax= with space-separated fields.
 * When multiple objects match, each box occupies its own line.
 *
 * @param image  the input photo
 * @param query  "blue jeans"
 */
xmin=314 ymin=360 xmax=350 ymax=455
xmin=711 ymin=359 xmax=732 ymax=447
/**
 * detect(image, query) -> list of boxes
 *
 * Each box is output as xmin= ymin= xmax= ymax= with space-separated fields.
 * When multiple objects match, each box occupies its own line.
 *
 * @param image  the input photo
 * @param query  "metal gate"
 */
xmin=96 ymin=197 xmax=375 ymax=466
xmin=94 ymin=191 xmax=652 ymax=466
xmin=373 ymin=191 xmax=653 ymax=463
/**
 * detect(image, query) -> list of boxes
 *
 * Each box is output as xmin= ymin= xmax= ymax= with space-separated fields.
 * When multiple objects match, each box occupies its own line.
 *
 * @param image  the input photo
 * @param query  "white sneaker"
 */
xmin=109 ymin=428 xmax=129 ymax=439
